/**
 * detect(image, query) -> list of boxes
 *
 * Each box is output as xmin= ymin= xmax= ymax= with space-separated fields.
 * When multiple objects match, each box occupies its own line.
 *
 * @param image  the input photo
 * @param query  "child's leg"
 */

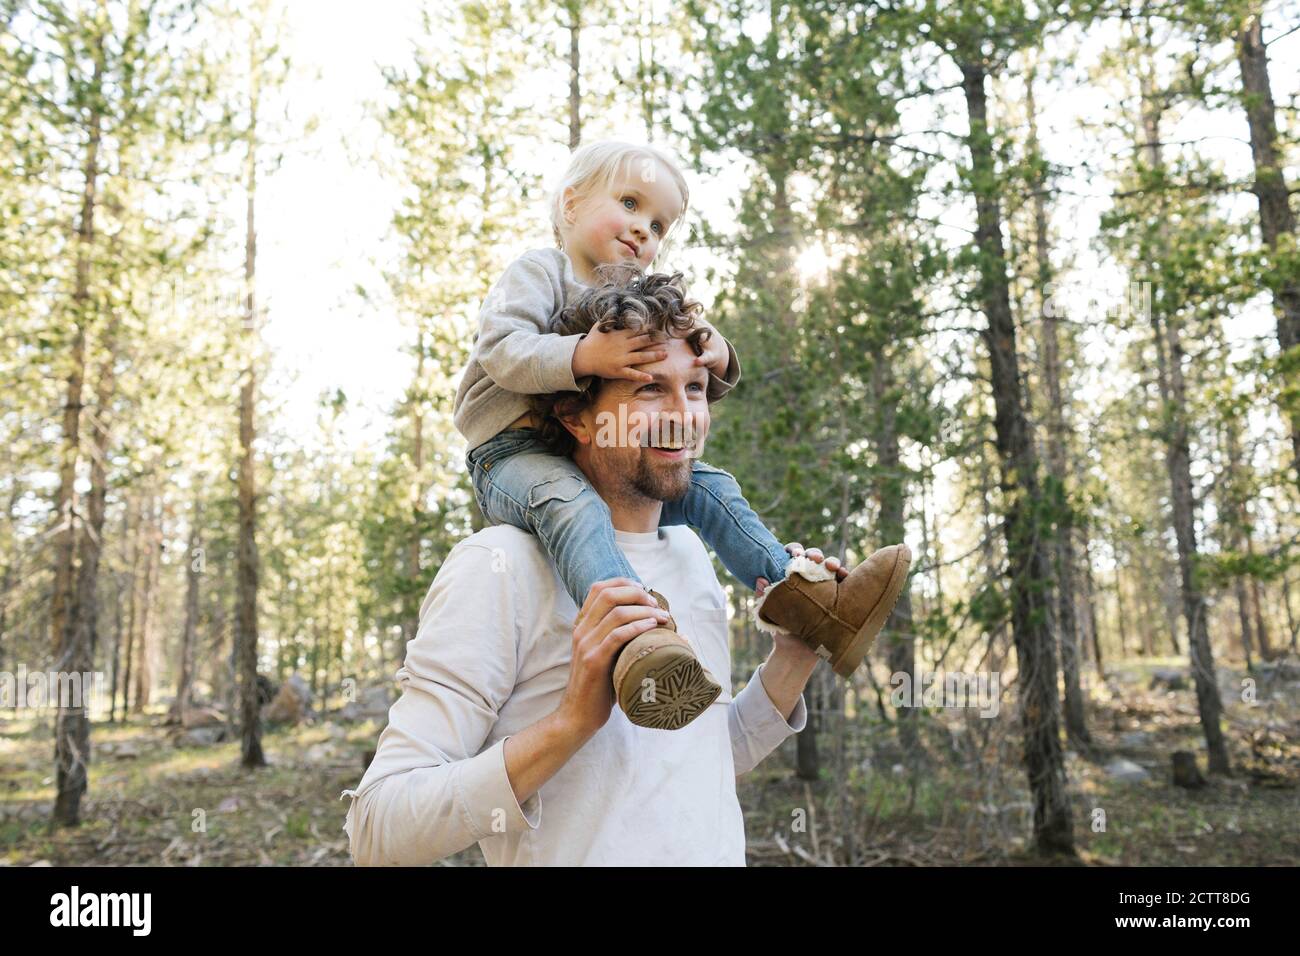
xmin=658 ymin=460 xmax=790 ymax=592
xmin=467 ymin=430 xmax=643 ymax=608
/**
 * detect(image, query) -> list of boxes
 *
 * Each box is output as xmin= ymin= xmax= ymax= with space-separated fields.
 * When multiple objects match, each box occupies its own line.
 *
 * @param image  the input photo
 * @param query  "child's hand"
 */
xmin=572 ymin=327 xmax=668 ymax=382
xmin=692 ymin=325 xmax=731 ymax=379
xmin=756 ymin=544 xmax=848 ymax=596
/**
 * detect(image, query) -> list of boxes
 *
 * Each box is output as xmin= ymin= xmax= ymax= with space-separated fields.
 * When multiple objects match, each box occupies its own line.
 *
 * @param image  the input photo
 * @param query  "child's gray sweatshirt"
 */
xmin=452 ymin=247 xmax=741 ymax=451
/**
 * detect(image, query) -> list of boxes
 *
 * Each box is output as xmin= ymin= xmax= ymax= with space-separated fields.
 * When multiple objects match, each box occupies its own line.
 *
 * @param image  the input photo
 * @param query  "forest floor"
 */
xmin=1 ymin=656 xmax=1296 ymax=867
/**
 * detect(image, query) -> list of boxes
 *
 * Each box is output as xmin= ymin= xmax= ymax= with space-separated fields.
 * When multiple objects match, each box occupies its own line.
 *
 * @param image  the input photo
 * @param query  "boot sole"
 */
xmin=831 ymin=544 xmax=912 ymax=679
xmin=616 ymin=645 xmax=721 ymax=730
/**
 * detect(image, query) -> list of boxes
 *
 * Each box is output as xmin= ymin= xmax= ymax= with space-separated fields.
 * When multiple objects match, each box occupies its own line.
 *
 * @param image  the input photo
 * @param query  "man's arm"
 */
xmin=757 ymin=637 xmax=820 ymax=721
xmin=343 ymin=559 xmax=668 ymax=866
xmin=500 ymin=579 xmax=672 ymax=798
xmin=727 ymin=636 xmax=817 ymax=776
xmin=342 ymin=541 xmax=540 ymax=866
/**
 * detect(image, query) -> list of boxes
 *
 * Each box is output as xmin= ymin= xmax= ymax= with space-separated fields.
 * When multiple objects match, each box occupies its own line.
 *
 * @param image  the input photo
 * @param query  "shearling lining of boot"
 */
xmin=752 ymin=554 xmax=839 ymax=635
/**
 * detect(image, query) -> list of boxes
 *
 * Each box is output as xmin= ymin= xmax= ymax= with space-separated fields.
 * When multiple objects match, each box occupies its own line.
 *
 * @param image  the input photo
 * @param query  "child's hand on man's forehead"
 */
xmin=693 ymin=326 xmax=729 ymax=380
xmin=572 ymin=325 xmax=670 ymax=383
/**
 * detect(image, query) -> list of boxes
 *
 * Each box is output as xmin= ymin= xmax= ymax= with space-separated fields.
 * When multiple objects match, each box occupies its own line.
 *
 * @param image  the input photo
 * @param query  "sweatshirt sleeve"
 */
xmin=727 ymin=662 xmax=808 ymax=776
xmin=704 ymin=328 xmax=742 ymax=403
xmin=341 ymin=543 xmax=540 ymax=866
xmin=474 ymin=253 xmax=584 ymax=395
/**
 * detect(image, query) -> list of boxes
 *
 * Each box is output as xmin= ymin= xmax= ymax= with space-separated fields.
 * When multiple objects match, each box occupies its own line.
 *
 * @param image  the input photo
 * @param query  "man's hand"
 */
xmin=553 ymin=578 xmax=670 ymax=739
xmin=572 ymin=327 xmax=668 ymax=382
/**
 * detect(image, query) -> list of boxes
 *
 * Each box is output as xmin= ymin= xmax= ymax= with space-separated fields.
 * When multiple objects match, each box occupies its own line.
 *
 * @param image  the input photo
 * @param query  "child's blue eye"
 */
xmin=651 ymin=222 xmax=663 ymax=235
xmin=623 ymin=197 xmax=636 ymax=210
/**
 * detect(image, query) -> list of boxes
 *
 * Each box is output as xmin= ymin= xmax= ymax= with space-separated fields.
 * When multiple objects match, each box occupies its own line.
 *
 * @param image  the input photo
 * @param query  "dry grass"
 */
xmin=2 ymin=657 xmax=1295 ymax=866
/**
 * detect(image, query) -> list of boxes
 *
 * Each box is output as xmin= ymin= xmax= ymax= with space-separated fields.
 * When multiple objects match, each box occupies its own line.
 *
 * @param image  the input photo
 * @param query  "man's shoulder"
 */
xmin=419 ymin=527 xmax=552 ymax=620
xmin=438 ymin=524 xmax=720 ymax=591
xmin=450 ymin=525 xmax=550 ymax=572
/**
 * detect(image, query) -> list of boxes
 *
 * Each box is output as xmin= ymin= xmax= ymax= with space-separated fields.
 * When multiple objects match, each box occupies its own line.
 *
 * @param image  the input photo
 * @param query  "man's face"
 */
xmin=574 ymin=335 xmax=711 ymax=505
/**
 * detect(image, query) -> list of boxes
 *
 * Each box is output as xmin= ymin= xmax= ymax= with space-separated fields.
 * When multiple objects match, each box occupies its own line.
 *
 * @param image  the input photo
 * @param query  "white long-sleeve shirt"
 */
xmin=341 ymin=523 xmax=807 ymax=866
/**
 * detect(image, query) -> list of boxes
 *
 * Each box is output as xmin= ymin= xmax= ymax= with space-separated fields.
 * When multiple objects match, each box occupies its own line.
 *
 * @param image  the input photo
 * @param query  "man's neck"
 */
xmin=606 ymin=496 xmax=662 ymax=534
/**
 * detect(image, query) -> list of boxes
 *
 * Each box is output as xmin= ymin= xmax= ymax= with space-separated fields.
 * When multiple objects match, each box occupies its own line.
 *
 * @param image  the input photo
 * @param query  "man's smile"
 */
xmin=647 ymin=445 xmax=687 ymax=461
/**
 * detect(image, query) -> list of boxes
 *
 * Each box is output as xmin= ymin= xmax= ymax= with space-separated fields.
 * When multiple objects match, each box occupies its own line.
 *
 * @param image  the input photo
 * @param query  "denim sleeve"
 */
xmin=727 ymin=662 xmax=809 ymax=776
xmin=341 ymin=542 xmax=540 ymax=866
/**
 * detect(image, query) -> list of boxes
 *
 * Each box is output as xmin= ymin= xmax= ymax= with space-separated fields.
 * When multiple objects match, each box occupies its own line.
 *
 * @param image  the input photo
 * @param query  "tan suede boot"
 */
xmin=753 ymin=545 xmax=912 ymax=678
xmin=611 ymin=590 xmax=721 ymax=730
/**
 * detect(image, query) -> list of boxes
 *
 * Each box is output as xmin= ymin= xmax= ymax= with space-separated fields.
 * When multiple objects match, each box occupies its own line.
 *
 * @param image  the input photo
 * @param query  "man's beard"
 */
xmin=628 ymin=452 xmax=692 ymax=503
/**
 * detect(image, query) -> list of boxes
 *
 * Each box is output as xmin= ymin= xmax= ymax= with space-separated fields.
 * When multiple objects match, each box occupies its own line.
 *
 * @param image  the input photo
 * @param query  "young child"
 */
xmin=452 ymin=140 xmax=911 ymax=731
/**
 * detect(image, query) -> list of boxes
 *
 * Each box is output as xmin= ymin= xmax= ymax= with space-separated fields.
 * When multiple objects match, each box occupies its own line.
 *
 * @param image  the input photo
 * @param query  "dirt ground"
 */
xmin=1 ymin=658 xmax=1296 ymax=866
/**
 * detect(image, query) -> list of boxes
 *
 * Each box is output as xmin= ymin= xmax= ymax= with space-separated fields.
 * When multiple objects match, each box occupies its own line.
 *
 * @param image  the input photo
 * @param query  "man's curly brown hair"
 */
xmin=530 ymin=264 xmax=711 ymax=457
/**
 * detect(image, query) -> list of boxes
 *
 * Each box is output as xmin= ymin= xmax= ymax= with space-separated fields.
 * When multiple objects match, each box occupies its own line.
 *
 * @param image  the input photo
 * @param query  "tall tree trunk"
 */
xmin=1283 ymin=572 xmax=1298 ymax=654
xmin=1138 ymin=571 xmax=1157 ymax=657
xmin=50 ymin=55 xmax=104 ymax=671
xmin=323 ymin=558 xmax=335 ymax=716
xmin=1245 ymin=535 xmax=1273 ymax=660
xmin=1162 ymin=575 xmax=1182 ymax=656
xmin=310 ymin=623 xmax=321 ymax=703
xmin=1156 ymin=309 xmax=1229 ymax=772
xmin=1080 ymin=532 xmax=1103 ymax=671
xmin=1234 ymin=576 xmax=1255 ymax=669
xmin=762 ymin=150 xmax=814 ymax=777
xmin=0 ymin=478 xmax=19 ymax=681
xmin=566 ymin=0 xmax=581 ymax=149
xmin=960 ymin=58 xmax=1073 ymax=854
xmin=53 ymin=313 xmax=117 ymax=827
xmin=132 ymin=494 xmax=160 ymax=713
xmin=1026 ymin=65 xmax=1090 ymax=750
xmin=110 ymin=556 xmax=124 ymax=723
xmin=874 ymin=358 xmax=918 ymax=756
xmin=208 ymin=560 xmax=230 ymax=711
xmin=637 ymin=0 xmax=655 ymax=139
xmin=1236 ymin=10 xmax=1300 ymax=490
xmin=237 ymin=33 xmax=266 ymax=767
xmin=795 ymin=682 xmax=821 ymax=781
xmin=1223 ymin=417 xmax=1256 ymax=669
xmin=402 ymin=335 xmax=426 ymax=662
xmin=1112 ymin=538 xmax=1129 ymax=658
xmin=119 ymin=495 xmax=143 ymax=721
xmin=924 ymin=450 xmax=943 ymax=621
xmin=1138 ymin=49 xmax=1230 ymax=774
xmin=174 ymin=495 xmax=202 ymax=720
xmin=110 ymin=559 xmax=123 ymax=724
xmin=975 ymin=400 xmax=1011 ymax=656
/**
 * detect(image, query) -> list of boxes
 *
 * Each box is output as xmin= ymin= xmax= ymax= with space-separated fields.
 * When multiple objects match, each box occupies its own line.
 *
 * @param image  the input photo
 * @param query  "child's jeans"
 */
xmin=466 ymin=427 xmax=791 ymax=609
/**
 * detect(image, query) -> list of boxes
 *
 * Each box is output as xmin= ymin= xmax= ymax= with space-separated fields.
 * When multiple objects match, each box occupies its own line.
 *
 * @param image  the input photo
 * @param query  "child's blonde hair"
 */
xmin=549 ymin=140 xmax=690 ymax=262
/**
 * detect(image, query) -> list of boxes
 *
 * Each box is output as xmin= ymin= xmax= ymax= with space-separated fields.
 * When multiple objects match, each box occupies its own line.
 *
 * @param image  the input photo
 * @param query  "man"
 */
xmin=342 ymin=277 xmax=865 ymax=866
